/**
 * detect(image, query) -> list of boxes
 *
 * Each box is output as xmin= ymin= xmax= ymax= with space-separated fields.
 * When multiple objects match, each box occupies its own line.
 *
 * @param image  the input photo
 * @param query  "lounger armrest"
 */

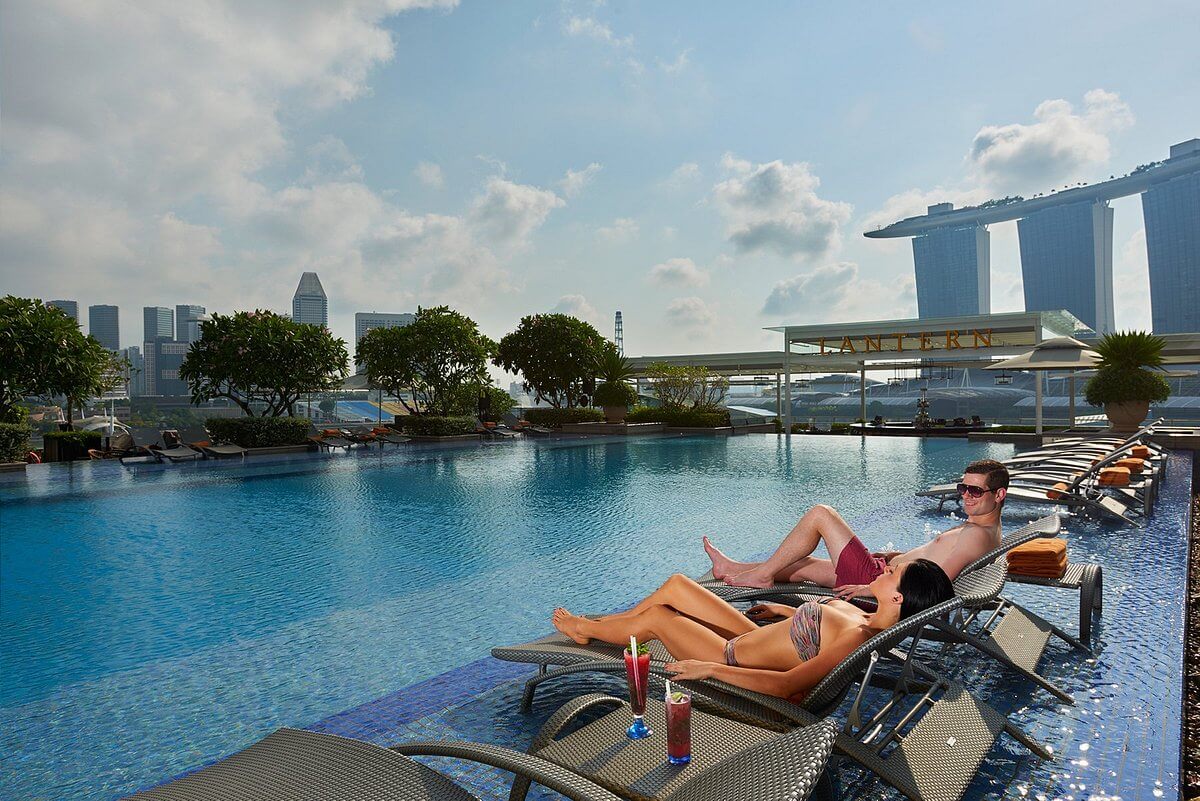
xmin=389 ymin=740 xmax=623 ymax=801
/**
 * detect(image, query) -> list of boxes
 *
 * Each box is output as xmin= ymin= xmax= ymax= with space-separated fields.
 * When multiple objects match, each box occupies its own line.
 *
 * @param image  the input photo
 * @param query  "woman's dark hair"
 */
xmin=897 ymin=558 xmax=954 ymax=619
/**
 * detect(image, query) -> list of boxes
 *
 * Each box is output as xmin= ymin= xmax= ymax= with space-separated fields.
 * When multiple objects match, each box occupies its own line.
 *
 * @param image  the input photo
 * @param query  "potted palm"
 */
xmin=1083 ymin=331 xmax=1171 ymax=432
xmin=593 ymin=345 xmax=639 ymax=424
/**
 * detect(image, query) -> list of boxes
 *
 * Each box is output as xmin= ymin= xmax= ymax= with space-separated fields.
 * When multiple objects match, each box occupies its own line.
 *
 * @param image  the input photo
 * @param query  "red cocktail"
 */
xmin=623 ymin=646 xmax=652 ymax=739
xmin=666 ymin=691 xmax=691 ymax=764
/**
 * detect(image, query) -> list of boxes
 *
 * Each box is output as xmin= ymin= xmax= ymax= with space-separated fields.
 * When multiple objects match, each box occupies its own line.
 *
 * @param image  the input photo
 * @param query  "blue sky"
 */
xmin=2 ymin=1 xmax=1197 ymax=366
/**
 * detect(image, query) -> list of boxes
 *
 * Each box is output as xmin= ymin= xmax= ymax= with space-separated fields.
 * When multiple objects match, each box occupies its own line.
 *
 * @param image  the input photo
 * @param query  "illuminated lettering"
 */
xmin=864 ymin=335 xmax=882 ymax=352
xmin=945 ymin=330 xmax=962 ymax=349
xmin=919 ymin=332 xmax=934 ymax=351
xmin=893 ymin=333 xmax=906 ymax=352
xmin=972 ymin=328 xmax=992 ymax=348
xmin=840 ymin=336 xmax=856 ymax=353
xmin=818 ymin=337 xmax=827 ymax=355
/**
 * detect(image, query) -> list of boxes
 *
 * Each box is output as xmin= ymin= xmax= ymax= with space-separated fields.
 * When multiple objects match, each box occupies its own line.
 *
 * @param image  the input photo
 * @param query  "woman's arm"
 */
xmin=666 ymin=647 xmax=846 ymax=698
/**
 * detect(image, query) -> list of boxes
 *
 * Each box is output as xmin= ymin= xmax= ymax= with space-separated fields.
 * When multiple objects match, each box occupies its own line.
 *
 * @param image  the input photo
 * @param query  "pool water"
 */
xmin=0 ymin=435 xmax=1188 ymax=800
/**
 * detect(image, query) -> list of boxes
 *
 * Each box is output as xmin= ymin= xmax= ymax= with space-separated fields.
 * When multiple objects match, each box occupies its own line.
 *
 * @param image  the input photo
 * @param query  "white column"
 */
xmin=1068 ymin=372 xmax=1076 ymax=429
xmin=783 ymin=332 xmax=792 ymax=435
xmin=859 ymin=365 xmax=867 ymax=428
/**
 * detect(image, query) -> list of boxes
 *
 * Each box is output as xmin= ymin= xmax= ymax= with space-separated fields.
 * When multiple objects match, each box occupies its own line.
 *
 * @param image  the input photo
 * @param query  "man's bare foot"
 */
xmin=703 ymin=536 xmax=749 ymax=580
xmin=552 ymin=608 xmax=591 ymax=644
xmin=723 ymin=568 xmax=776 ymax=589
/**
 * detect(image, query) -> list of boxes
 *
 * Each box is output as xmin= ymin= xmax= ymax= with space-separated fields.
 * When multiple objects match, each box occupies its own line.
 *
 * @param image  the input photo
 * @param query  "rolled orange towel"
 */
xmin=1046 ymin=481 xmax=1070 ymax=500
xmin=1114 ymin=457 xmax=1145 ymax=474
xmin=1098 ymin=466 xmax=1131 ymax=486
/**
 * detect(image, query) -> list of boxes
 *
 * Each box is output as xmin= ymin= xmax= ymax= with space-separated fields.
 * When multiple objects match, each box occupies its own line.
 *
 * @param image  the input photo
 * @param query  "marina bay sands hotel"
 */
xmin=866 ymin=138 xmax=1200 ymax=335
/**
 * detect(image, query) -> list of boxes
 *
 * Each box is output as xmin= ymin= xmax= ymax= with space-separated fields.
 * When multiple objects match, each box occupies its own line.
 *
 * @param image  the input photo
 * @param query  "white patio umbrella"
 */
xmin=984 ymin=336 xmax=1100 ymax=430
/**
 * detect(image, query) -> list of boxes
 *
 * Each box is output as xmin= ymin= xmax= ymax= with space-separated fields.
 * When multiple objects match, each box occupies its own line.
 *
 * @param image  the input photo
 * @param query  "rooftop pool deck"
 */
xmin=0 ymin=435 xmax=1191 ymax=800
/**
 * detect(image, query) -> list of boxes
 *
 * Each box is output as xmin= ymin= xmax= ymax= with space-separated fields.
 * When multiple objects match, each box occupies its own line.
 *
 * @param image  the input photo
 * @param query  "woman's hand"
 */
xmin=665 ymin=660 xmax=717 ymax=681
xmin=745 ymin=603 xmax=794 ymax=621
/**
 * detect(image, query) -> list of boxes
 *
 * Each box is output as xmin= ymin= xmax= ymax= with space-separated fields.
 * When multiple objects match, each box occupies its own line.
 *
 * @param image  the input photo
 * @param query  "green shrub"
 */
xmin=1084 ymin=368 xmax=1171 ymax=406
xmin=478 ymin=386 xmax=516 ymax=423
xmin=625 ymin=406 xmax=729 ymax=427
xmin=394 ymin=415 xmax=477 ymax=436
xmin=0 ymin=422 xmax=31 ymax=462
xmin=830 ymin=423 xmax=855 ymax=433
xmin=43 ymin=429 xmax=103 ymax=445
xmin=206 ymin=416 xmax=312 ymax=448
xmin=789 ymin=422 xmax=810 ymax=433
xmin=524 ymin=407 xmax=604 ymax=428
xmin=592 ymin=380 xmax=638 ymax=407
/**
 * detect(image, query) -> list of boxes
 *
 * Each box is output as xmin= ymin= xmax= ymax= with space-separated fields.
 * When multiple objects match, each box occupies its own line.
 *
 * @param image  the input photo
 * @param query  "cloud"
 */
xmin=665 ymin=296 xmax=714 ymax=328
xmin=560 ymin=162 xmax=602 ymax=198
xmin=762 ymin=262 xmax=914 ymax=321
xmin=662 ymin=161 xmax=701 ymax=189
xmin=468 ymin=177 xmax=564 ymax=248
xmin=658 ymin=49 xmax=691 ymax=74
xmin=650 ymin=257 xmax=708 ymax=286
xmin=414 ymin=161 xmax=445 ymax=189
xmin=550 ymin=294 xmax=600 ymax=324
xmin=968 ymin=89 xmax=1134 ymax=193
xmin=712 ymin=154 xmax=852 ymax=260
xmin=564 ymin=16 xmax=633 ymax=49
xmin=597 ymin=217 xmax=639 ymax=242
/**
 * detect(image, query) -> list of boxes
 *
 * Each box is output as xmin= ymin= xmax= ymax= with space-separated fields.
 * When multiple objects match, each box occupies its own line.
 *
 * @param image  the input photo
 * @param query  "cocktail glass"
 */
xmin=666 ymin=691 xmax=691 ymax=764
xmin=623 ymin=647 xmax=651 ymax=739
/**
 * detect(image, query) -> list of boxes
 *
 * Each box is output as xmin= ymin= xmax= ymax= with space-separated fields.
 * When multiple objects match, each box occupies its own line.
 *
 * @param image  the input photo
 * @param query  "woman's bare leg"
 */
xmin=553 ymin=605 xmax=728 ymax=661
xmin=593 ymin=574 xmax=755 ymax=638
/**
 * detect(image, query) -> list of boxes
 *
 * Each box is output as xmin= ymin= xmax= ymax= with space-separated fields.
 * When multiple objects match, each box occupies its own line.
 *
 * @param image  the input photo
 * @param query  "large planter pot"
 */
xmin=603 ymin=405 xmax=628 ymax=424
xmin=1104 ymin=400 xmax=1150 ymax=433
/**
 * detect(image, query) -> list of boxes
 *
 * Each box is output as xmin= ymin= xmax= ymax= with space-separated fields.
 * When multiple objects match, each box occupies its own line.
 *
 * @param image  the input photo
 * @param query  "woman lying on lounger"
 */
xmin=551 ymin=560 xmax=953 ymax=700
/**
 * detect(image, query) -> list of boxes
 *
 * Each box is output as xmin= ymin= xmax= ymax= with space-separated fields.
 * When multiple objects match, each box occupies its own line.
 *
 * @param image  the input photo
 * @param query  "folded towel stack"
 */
xmin=1114 ymin=457 xmax=1145 ymax=474
xmin=1131 ymin=444 xmax=1151 ymax=459
xmin=1007 ymin=537 xmax=1068 ymax=578
xmin=1098 ymin=466 xmax=1131 ymax=486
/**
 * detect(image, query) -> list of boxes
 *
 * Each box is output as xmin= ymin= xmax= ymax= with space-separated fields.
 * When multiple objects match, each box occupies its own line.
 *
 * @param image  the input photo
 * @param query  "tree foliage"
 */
xmin=0 ymin=295 xmax=124 ymax=426
xmin=356 ymin=306 xmax=494 ymax=417
xmin=645 ymin=362 xmax=728 ymax=410
xmin=180 ymin=311 xmax=348 ymax=417
xmin=494 ymin=314 xmax=609 ymax=408
xmin=1084 ymin=330 xmax=1171 ymax=406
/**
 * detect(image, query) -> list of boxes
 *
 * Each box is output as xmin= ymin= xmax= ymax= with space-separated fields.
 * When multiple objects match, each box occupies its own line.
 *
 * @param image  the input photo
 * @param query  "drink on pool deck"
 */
xmin=623 ymin=646 xmax=652 ymax=739
xmin=666 ymin=691 xmax=691 ymax=765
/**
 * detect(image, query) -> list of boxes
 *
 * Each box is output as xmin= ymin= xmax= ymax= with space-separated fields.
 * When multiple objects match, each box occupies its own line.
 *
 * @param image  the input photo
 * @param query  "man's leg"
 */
xmin=725 ymin=505 xmax=858 ymax=588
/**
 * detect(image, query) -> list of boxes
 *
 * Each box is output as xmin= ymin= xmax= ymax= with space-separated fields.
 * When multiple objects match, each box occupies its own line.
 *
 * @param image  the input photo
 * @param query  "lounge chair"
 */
xmin=493 ymin=597 xmax=1050 ymax=801
xmin=490 ymin=696 xmax=836 ymax=801
xmin=310 ymin=428 xmax=356 ymax=450
xmin=198 ymin=442 xmax=248 ymax=458
xmin=123 ymin=726 xmax=621 ymax=801
xmin=370 ymin=426 xmax=411 ymax=445
xmin=476 ymin=419 xmax=520 ymax=439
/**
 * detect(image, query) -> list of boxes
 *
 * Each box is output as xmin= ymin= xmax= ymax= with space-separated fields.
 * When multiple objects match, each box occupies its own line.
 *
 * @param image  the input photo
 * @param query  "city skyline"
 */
xmin=2 ymin=3 xmax=1198 ymax=358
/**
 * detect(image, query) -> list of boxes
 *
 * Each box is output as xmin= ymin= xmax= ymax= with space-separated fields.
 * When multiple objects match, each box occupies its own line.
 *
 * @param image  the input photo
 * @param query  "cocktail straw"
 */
xmin=630 ymin=635 xmax=641 ymax=704
xmin=665 ymin=679 xmax=672 ymax=701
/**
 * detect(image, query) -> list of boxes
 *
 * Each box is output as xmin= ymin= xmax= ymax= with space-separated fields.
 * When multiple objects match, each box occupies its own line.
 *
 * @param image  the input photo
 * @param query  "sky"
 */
xmin=2 ymin=1 xmax=1198 ymax=371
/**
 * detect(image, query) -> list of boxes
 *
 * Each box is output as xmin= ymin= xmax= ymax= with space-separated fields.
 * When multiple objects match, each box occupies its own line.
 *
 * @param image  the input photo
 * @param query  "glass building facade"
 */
xmin=1017 ymin=200 xmax=1114 ymax=334
xmin=911 ymin=224 xmax=990 ymax=318
xmin=48 ymin=300 xmax=79 ymax=324
xmin=175 ymin=304 xmax=206 ymax=344
xmin=1142 ymin=170 xmax=1200 ymax=334
xmin=88 ymin=304 xmax=120 ymax=351
xmin=292 ymin=272 xmax=328 ymax=327
xmin=143 ymin=306 xmax=174 ymax=342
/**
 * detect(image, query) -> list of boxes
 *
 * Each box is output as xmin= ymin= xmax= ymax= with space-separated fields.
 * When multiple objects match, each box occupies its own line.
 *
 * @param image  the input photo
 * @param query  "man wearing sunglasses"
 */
xmin=704 ymin=459 xmax=1009 ymax=595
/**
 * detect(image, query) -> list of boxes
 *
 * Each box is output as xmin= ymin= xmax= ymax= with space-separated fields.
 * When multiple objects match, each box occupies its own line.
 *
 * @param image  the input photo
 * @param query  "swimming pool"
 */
xmin=0 ymin=435 xmax=1188 ymax=800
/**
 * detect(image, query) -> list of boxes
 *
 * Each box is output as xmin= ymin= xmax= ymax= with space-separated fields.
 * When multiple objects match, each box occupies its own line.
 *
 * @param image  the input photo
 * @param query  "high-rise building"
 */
xmin=175 ymin=304 xmax=206 ymax=344
xmin=1142 ymin=139 xmax=1200 ymax=334
xmin=292 ymin=272 xmax=328 ymax=327
xmin=88 ymin=305 xmax=120 ymax=350
xmin=910 ymin=209 xmax=991 ymax=318
xmin=122 ymin=345 xmax=145 ymax=397
xmin=354 ymin=312 xmax=414 ymax=369
xmin=142 ymin=338 xmax=189 ymax=396
xmin=48 ymin=300 xmax=79 ymax=324
xmin=143 ymin=306 xmax=174 ymax=342
xmin=1017 ymin=200 xmax=1114 ymax=334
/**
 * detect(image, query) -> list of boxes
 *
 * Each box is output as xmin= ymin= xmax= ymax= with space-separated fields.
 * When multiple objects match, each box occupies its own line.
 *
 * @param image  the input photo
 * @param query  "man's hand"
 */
xmin=665 ymin=660 xmax=717 ymax=681
xmin=871 ymin=550 xmax=903 ymax=562
xmin=745 ymin=603 xmax=794 ymax=622
xmin=833 ymin=583 xmax=869 ymax=600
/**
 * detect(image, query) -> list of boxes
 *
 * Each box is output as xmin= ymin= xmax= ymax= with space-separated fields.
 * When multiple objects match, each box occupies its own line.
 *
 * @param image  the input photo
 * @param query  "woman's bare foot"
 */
xmin=723 ymin=567 xmax=776 ymax=589
xmin=552 ymin=608 xmax=591 ymax=644
xmin=703 ymin=536 xmax=749 ymax=580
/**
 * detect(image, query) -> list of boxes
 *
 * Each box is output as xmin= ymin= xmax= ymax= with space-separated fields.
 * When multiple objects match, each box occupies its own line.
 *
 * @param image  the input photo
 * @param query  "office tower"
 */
xmin=354 ymin=312 xmax=415 ymax=369
xmin=88 ymin=305 xmax=120 ymax=350
xmin=175 ymin=304 xmax=206 ymax=344
xmin=292 ymin=272 xmax=328 ymax=327
xmin=1017 ymin=200 xmax=1114 ymax=334
xmin=142 ymin=338 xmax=189 ymax=396
xmin=911 ymin=209 xmax=991 ymax=318
xmin=1142 ymin=140 xmax=1200 ymax=334
xmin=122 ymin=345 xmax=145 ymax=397
xmin=143 ymin=306 xmax=174 ymax=342
xmin=48 ymin=300 xmax=79 ymax=324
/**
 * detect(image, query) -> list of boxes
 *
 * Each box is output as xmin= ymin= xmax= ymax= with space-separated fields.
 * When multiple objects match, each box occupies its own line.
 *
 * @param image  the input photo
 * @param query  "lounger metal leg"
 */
xmin=929 ymin=618 xmax=1074 ymax=704
xmin=1004 ymin=721 xmax=1053 ymax=760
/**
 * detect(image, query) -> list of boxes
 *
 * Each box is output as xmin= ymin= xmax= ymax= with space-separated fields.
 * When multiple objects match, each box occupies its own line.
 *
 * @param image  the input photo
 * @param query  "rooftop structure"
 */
xmin=143 ymin=306 xmax=173 ymax=343
xmin=292 ymin=272 xmax=328 ymax=328
xmin=1142 ymin=146 xmax=1200 ymax=334
xmin=175 ymin=304 xmax=206 ymax=344
xmin=88 ymin=304 xmax=120 ymax=351
xmin=48 ymin=300 xmax=79 ymax=324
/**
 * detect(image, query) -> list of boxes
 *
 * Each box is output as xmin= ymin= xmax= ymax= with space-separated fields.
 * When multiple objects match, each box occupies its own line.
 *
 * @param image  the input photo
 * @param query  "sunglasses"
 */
xmin=956 ymin=482 xmax=997 ymax=498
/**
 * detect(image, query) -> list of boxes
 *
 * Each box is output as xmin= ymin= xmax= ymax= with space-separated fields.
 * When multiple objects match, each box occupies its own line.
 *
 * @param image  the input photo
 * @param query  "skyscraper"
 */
xmin=1142 ymin=139 xmax=1200 ymax=334
xmin=143 ymin=306 xmax=174 ymax=342
xmin=48 ymin=300 xmax=79 ymax=324
xmin=175 ymin=304 xmax=206 ymax=344
xmin=122 ymin=345 xmax=145 ymax=397
xmin=910 ymin=211 xmax=991 ymax=318
xmin=143 ymin=339 xmax=189 ymax=396
xmin=1017 ymin=200 xmax=1114 ymax=334
xmin=88 ymin=305 xmax=120 ymax=350
xmin=353 ymin=312 xmax=414 ymax=369
xmin=292 ymin=272 xmax=328 ymax=327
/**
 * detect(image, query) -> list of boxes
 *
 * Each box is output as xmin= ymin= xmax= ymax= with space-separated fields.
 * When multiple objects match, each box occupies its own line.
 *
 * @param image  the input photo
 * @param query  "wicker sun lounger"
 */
xmin=311 ymin=434 xmax=356 ymax=450
xmin=198 ymin=442 xmax=248 ymax=458
xmin=150 ymin=443 xmax=204 ymax=462
xmin=494 ymin=598 xmax=1049 ymax=801
xmin=481 ymin=695 xmax=837 ymax=801
xmin=124 ymin=726 xmax=622 ymax=801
